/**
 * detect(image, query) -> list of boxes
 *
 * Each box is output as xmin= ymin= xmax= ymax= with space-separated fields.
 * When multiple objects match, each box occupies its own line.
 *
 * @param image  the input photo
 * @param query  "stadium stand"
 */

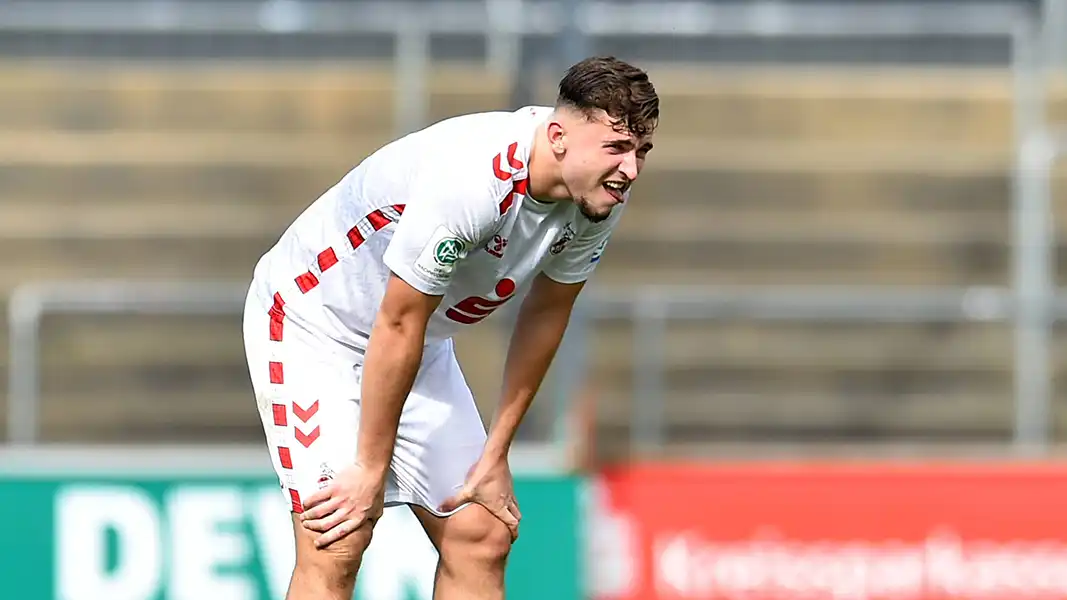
xmin=1 ymin=55 xmax=1064 ymax=454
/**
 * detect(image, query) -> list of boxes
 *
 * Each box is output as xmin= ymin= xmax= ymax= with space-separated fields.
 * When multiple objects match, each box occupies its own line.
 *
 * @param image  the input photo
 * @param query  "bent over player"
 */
xmin=242 ymin=56 xmax=658 ymax=600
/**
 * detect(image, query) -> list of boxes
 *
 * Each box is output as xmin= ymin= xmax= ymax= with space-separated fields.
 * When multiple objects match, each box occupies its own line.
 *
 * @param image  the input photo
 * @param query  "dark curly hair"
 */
xmin=556 ymin=56 xmax=659 ymax=139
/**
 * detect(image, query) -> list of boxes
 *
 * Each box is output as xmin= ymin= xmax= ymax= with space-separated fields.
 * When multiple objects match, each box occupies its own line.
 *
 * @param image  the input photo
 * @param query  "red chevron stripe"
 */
xmin=367 ymin=210 xmax=391 ymax=231
xmin=493 ymin=153 xmax=510 ymax=180
xmin=295 ymin=426 xmax=320 ymax=448
xmin=317 ymin=248 xmax=338 ymax=272
xmin=295 ymin=271 xmax=319 ymax=293
xmin=268 ymin=292 xmax=285 ymax=341
xmin=293 ymin=400 xmax=319 ymax=423
xmin=506 ymin=142 xmax=523 ymax=169
xmin=289 ymin=488 xmax=303 ymax=513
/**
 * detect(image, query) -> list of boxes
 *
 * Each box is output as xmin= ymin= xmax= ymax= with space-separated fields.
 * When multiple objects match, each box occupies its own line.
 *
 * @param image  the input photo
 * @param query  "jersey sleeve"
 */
xmin=383 ymin=162 xmax=508 ymax=296
xmin=541 ymin=206 xmax=625 ymax=285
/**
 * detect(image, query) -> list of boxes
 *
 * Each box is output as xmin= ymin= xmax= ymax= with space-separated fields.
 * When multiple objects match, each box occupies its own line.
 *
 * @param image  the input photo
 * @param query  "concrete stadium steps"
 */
xmin=0 ymin=212 xmax=1029 ymax=291
xmin=617 ymin=206 xmax=1008 ymax=250
xmin=583 ymin=320 xmax=1028 ymax=448
xmin=3 ymin=62 xmax=1063 ymax=146
xmin=600 ymin=232 xmax=1010 ymax=286
xmin=0 ymin=135 xmax=1020 ymax=213
xmin=0 ymin=198 xmax=303 ymax=240
xmin=640 ymin=144 xmax=1012 ymax=212
xmin=0 ymin=130 xmax=1041 ymax=286
xmin=35 ymin=387 xmax=258 ymax=444
xmin=611 ymin=201 xmax=1013 ymax=285
xmin=0 ymin=237 xmax=267 ymax=292
xmin=0 ymin=131 xmax=381 ymax=169
xmin=592 ymin=391 xmax=1019 ymax=459
xmin=0 ymin=311 xmax=510 ymax=442
xmin=0 ymin=63 xmax=510 ymax=134
xmin=7 ymin=60 xmax=1066 ymax=449
xmin=586 ymin=321 xmax=1067 ymax=455
xmin=7 ymin=313 xmax=1067 ymax=444
xmin=1 ymin=313 xmax=250 ymax=442
xmin=0 ymin=162 xmax=342 ymax=209
xmin=649 ymin=69 xmax=1024 ymax=144
xmin=585 ymin=320 xmax=1016 ymax=384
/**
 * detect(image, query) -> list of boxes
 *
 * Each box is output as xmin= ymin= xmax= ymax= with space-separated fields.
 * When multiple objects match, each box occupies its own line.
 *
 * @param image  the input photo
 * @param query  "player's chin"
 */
xmin=578 ymin=201 xmax=613 ymax=223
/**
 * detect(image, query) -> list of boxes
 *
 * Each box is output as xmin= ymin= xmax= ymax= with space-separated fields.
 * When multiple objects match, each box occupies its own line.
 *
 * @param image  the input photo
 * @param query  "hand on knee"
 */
xmin=439 ymin=507 xmax=513 ymax=577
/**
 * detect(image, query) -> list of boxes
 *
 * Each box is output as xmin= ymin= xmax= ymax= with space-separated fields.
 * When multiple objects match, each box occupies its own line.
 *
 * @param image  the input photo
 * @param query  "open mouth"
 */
xmin=603 ymin=180 xmax=628 ymax=201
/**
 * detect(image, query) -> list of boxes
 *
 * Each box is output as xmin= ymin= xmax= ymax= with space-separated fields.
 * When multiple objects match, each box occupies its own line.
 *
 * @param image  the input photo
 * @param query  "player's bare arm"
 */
xmin=300 ymin=274 xmax=442 ymax=549
xmin=439 ymin=272 xmax=584 ymax=537
xmin=356 ymin=273 xmax=443 ymax=472
xmin=488 ymin=272 xmax=584 ymax=461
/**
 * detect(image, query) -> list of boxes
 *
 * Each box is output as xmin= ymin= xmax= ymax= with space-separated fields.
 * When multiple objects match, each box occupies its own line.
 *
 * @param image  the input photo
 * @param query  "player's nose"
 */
xmin=619 ymin=151 xmax=639 ymax=181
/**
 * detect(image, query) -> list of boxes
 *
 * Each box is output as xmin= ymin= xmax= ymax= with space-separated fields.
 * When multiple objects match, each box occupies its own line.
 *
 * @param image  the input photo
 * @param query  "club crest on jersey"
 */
xmin=485 ymin=234 xmax=508 ymax=258
xmin=317 ymin=463 xmax=336 ymax=489
xmin=550 ymin=223 xmax=576 ymax=255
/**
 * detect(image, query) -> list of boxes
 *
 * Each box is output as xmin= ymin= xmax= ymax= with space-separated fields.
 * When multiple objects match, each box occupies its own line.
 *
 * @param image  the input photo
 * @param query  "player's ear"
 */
xmin=546 ymin=120 xmax=567 ymax=156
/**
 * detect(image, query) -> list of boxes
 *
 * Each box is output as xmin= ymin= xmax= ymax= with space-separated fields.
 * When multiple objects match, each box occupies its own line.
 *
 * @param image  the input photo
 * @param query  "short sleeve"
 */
xmin=541 ymin=206 xmax=625 ymax=285
xmin=383 ymin=165 xmax=506 ymax=296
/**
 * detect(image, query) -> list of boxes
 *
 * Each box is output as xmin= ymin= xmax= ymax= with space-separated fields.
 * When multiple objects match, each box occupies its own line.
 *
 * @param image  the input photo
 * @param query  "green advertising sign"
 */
xmin=0 ymin=449 xmax=582 ymax=600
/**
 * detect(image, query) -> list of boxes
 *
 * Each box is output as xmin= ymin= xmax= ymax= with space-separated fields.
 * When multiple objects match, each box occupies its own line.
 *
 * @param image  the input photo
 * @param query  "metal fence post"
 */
xmin=486 ymin=0 xmax=522 ymax=78
xmin=632 ymin=291 xmax=666 ymax=453
xmin=7 ymin=288 xmax=42 ymax=445
xmin=1012 ymin=21 xmax=1056 ymax=453
xmin=559 ymin=0 xmax=591 ymax=68
xmin=1012 ymin=132 xmax=1055 ymax=453
xmin=551 ymin=297 xmax=590 ymax=443
xmin=394 ymin=17 xmax=429 ymax=138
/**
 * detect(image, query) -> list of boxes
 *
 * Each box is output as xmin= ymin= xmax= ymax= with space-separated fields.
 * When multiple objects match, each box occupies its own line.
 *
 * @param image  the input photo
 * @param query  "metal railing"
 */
xmin=9 ymin=281 xmax=1067 ymax=452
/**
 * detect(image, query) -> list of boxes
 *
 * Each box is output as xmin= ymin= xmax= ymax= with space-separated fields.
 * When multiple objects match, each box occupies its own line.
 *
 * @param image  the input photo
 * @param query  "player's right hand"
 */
xmin=299 ymin=462 xmax=386 ymax=549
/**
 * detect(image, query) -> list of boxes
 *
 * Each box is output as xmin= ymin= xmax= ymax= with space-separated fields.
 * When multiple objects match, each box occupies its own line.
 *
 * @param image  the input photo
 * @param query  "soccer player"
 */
xmin=242 ymin=55 xmax=658 ymax=600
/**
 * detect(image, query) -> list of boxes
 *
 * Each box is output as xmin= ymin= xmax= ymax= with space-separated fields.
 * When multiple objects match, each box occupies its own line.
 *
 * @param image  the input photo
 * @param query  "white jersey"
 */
xmin=248 ymin=105 xmax=623 ymax=361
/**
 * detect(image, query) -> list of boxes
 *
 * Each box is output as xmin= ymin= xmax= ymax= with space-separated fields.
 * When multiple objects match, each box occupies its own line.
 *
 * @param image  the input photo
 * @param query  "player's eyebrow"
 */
xmin=604 ymin=138 xmax=654 ymax=154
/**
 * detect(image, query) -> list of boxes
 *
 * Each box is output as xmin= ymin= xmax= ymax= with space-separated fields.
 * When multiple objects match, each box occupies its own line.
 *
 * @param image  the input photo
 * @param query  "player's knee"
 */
xmin=296 ymin=534 xmax=370 ymax=579
xmin=440 ymin=506 xmax=513 ymax=571
xmin=291 ymin=516 xmax=373 ymax=588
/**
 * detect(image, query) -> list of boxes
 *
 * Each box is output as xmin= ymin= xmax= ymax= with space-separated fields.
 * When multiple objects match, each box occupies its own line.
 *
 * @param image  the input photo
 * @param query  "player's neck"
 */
xmin=526 ymin=124 xmax=571 ymax=204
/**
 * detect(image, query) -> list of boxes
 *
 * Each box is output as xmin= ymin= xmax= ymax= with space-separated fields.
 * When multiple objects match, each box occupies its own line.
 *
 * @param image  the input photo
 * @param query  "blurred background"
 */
xmin=4 ymin=0 xmax=1067 ymax=598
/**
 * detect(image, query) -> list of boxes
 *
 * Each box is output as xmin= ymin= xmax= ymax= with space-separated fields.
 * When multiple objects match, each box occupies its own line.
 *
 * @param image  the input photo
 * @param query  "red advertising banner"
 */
xmin=588 ymin=462 xmax=1067 ymax=600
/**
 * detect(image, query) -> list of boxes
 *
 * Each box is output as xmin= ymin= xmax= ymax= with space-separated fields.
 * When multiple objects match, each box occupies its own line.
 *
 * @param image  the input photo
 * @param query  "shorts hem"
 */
xmin=385 ymin=491 xmax=470 ymax=518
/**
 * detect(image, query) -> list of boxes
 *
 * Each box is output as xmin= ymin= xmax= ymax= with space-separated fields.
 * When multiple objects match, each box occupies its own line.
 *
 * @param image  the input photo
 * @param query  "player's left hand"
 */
xmin=439 ymin=457 xmax=522 ymax=541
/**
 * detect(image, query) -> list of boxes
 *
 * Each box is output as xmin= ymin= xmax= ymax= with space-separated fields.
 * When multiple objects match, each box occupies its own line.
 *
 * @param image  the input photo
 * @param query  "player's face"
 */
xmin=561 ymin=111 xmax=654 ymax=223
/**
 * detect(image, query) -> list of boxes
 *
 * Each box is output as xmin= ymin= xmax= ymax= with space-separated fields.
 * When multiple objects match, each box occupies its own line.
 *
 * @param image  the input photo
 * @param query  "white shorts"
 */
xmin=242 ymin=288 xmax=488 ymax=516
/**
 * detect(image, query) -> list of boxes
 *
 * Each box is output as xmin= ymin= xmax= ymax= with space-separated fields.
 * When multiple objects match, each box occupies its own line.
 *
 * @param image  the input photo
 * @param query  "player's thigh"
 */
xmin=244 ymin=290 xmax=364 ymax=515
xmin=409 ymin=503 xmax=513 ymax=566
xmin=388 ymin=339 xmax=488 ymax=514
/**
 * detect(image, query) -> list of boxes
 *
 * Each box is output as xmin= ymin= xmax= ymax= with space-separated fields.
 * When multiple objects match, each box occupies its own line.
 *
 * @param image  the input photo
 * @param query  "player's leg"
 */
xmin=410 ymin=504 xmax=512 ymax=600
xmin=286 ymin=511 xmax=374 ymax=600
xmin=388 ymin=338 xmax=513 ymax=599
xmin=243 ymin=289 xmax=380 ymax=599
